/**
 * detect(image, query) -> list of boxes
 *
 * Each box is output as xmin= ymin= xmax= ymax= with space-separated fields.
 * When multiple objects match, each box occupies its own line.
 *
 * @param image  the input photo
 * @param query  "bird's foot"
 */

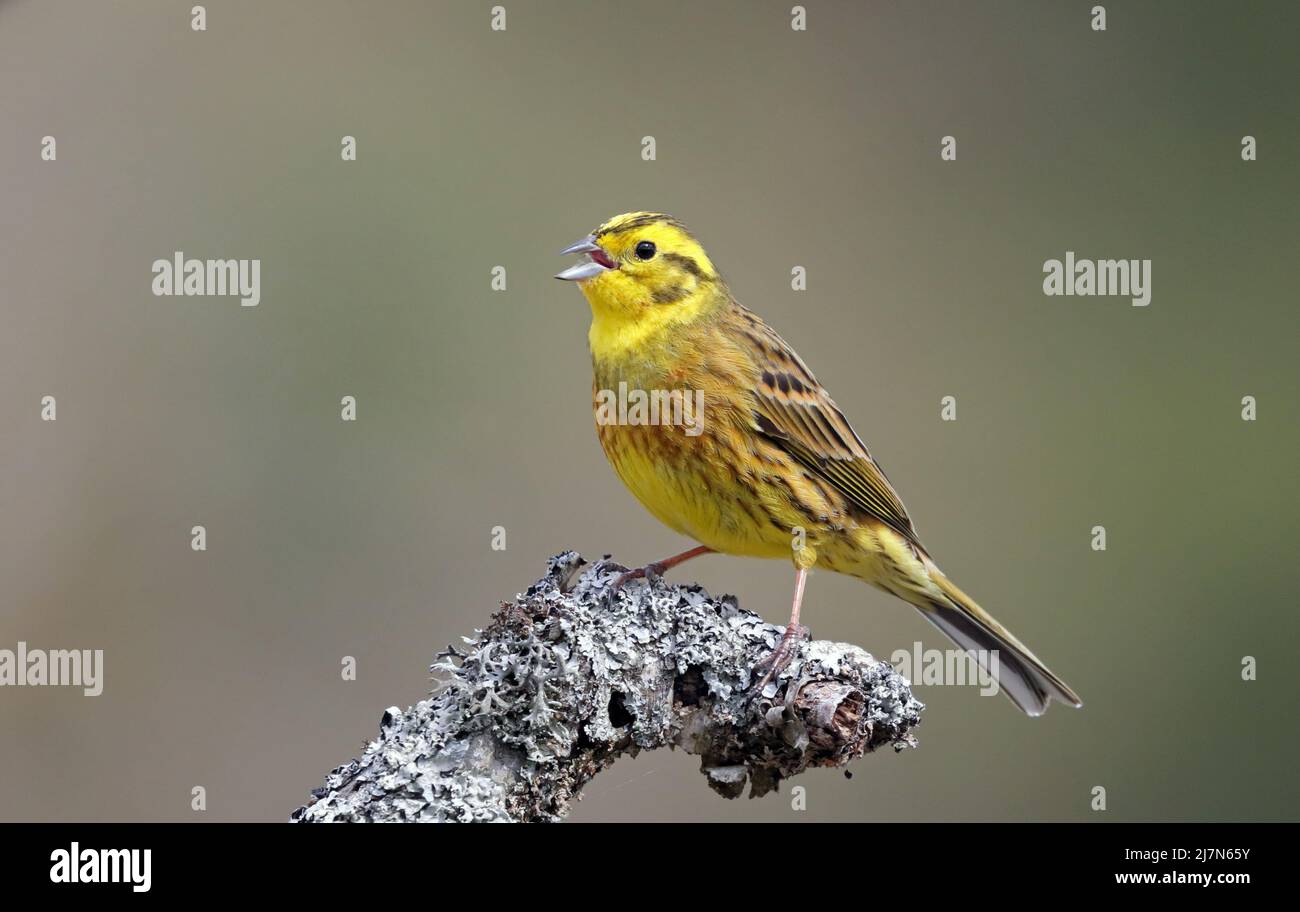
xmin=602 ymin=561 xmax=666 ymax=607
xmin=749 ymin=623 xmax=811 ymax=695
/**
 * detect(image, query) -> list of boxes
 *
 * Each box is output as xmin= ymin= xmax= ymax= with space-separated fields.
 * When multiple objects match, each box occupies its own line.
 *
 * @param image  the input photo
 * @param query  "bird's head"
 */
xmin=556 ymin=213 xmax=722 ymax=326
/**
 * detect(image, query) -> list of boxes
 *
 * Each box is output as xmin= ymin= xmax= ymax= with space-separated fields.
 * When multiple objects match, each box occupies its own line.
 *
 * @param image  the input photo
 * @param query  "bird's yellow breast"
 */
xmin=595 ymin=414 xmax=793 ymax=560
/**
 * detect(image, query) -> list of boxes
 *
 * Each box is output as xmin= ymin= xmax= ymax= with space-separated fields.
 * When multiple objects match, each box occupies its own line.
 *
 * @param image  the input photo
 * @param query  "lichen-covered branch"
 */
xmin=292 ymin=551 xmax=923 ymax=822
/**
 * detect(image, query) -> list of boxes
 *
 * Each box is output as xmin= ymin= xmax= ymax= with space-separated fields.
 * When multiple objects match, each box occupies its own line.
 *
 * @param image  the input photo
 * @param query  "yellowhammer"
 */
xmin=557 ymin=212 xmax=1081 ymax=715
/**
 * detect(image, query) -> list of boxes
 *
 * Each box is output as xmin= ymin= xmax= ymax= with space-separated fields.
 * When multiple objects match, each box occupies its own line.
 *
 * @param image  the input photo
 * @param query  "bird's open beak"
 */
xmin=556 ymin=235 xmax=616 ymax=281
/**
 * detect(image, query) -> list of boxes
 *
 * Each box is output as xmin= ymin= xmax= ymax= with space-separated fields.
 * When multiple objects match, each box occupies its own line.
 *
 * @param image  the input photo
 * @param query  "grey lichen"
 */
xmin=292 ymin=551 xmax=923 ymax=822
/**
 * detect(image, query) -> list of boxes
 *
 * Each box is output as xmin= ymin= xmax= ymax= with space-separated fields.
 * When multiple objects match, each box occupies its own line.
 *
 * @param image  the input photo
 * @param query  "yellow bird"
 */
xmin=556 ymin=212 xmax=1081 ymax=715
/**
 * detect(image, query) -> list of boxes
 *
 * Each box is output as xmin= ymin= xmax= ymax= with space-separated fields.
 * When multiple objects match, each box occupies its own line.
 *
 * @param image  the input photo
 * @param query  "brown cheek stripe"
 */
xmin=652 ymin=285 xmax=689 ymax=304
xmin=661 ymin=252 xmax=710 ymax=281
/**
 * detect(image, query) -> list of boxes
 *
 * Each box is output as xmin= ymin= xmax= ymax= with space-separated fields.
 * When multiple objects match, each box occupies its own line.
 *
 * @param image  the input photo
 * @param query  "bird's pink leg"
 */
xmin=751 ymin=566 xmax=811 ymax=692
xmin=607 ymin=545 xmax=714 ymax=595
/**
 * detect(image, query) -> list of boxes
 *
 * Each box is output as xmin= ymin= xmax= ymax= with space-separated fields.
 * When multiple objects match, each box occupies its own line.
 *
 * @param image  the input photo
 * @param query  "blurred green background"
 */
xmin=1 ymin=0 xmax=1297 ymax=822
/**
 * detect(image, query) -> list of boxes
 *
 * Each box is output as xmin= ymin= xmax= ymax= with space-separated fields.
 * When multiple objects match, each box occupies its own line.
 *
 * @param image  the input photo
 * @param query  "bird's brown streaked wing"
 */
xmin=737 ymin=312 xmax=918 ymax=543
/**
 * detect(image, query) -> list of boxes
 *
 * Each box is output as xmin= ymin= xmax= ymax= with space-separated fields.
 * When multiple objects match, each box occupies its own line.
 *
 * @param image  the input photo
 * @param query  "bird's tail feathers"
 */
xmin=913 ymin=560 xmax=1082 ymax=716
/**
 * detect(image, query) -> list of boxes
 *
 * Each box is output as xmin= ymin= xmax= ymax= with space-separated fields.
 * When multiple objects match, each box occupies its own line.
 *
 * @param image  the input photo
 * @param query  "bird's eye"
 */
xmin=635 ymin=241 xmax=656 ymax=260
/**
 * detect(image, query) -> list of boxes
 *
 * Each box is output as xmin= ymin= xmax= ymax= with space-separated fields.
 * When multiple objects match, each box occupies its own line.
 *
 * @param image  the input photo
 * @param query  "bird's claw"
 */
xmin=748 ymin=623 xmax=811 ymax=696
xmin=601 ymin=561 xmax=666 ymax=607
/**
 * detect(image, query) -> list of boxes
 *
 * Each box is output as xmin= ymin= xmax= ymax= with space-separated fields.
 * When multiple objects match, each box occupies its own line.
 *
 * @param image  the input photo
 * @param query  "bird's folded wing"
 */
xmin=747 ymin=336 xmax=918 ymax=544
